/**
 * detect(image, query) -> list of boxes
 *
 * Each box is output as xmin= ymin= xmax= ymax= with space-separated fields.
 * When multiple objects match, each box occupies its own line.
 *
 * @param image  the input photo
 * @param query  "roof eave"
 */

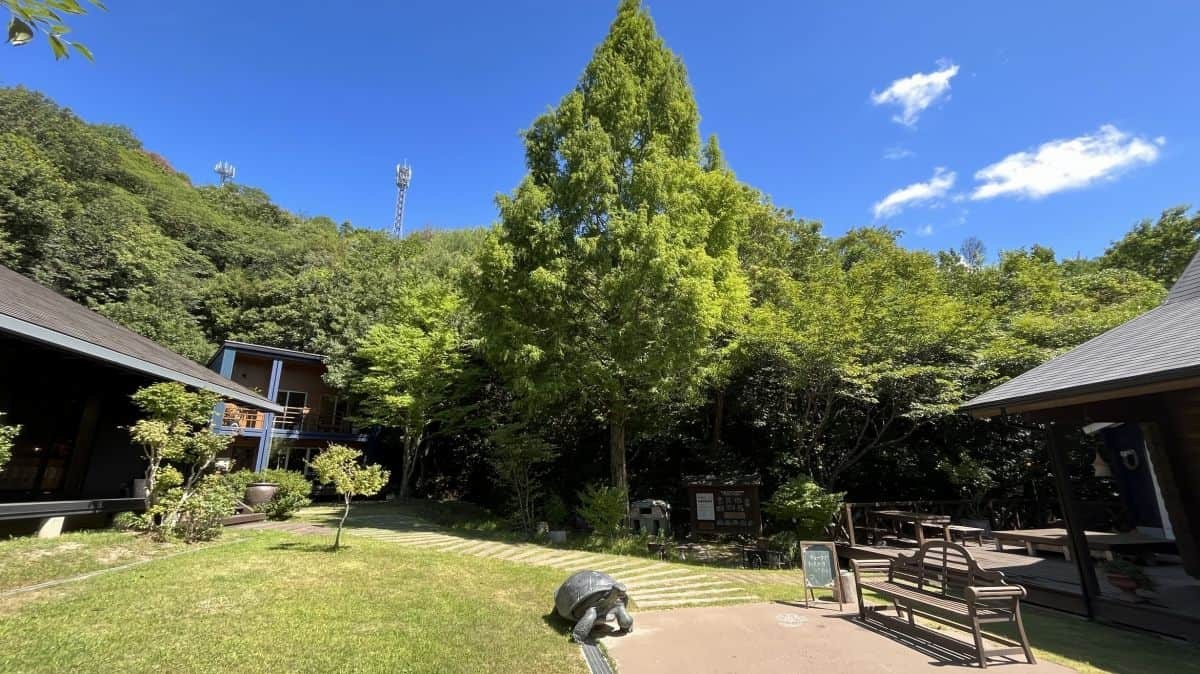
xmin=961 ymin=366 xmax=1200 ymax=418
xmin=0 ymin=314 xmax=284 ymax=413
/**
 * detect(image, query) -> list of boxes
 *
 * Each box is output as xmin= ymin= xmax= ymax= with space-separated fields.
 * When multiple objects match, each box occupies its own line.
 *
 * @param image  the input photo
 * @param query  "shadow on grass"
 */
xmin=266 ymin=541 xmax=343 ymax=554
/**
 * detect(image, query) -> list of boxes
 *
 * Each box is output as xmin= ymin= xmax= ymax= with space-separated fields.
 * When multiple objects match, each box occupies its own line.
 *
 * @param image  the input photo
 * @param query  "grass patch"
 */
xmin=0 ymin=531 xmax=584 ymax=674
xmin=0 ymin=530 xmax=194 ymax=592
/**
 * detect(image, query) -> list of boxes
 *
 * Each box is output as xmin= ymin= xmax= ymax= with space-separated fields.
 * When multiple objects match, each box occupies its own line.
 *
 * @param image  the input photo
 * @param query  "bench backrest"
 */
xmin=891 ymin=540 xmax=1006 ymax=596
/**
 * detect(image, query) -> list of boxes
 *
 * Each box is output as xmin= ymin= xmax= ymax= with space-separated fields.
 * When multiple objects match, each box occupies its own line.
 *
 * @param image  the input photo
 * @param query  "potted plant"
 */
xmin=1103 ymin=558 xmax=1155 ymax=601
xmin=544 ymin=494 xmax=570 ymax=544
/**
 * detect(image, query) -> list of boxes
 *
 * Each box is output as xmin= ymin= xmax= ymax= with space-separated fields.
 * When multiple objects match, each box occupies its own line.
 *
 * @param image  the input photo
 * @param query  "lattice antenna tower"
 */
xmin=392 ymin=162 xmax=413 ymax=238
xmin=214 ymin=161 xmax=236 ymax=185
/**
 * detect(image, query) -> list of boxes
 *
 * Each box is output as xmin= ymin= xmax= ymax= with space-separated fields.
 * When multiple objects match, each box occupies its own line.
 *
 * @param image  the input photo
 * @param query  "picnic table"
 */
xmin=870 ymin=509 xmax=951 ymax=546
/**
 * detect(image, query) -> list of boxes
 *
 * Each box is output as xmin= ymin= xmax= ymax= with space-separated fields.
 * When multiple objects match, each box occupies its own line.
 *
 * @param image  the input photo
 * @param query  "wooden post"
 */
xmin=1046 ymin=422 xmax=1100 ymax=618
xmin=845 ymin=503 xmax=856 ymax=547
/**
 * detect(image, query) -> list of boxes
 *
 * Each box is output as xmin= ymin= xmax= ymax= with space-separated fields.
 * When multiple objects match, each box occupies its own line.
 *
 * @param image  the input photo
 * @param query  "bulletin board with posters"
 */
xmin=685 ymin=475 xmax=762 ymax=537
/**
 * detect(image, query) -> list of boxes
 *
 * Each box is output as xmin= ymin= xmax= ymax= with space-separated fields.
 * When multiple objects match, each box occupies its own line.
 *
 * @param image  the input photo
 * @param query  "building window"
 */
xmin=269 ymin=443 xmax=318 ymax=478
xmin=273 ymin=390 xmax=308 ymax=430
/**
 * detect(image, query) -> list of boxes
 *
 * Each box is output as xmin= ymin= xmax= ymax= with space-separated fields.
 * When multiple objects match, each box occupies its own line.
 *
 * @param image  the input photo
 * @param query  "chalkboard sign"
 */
xmin=799 ymin=541 xmax=842 ymax=609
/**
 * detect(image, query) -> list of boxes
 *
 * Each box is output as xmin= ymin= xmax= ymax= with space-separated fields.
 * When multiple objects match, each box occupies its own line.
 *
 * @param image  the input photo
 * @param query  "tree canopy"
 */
xmin=0 ymin=1 xmax=1189 ymax=531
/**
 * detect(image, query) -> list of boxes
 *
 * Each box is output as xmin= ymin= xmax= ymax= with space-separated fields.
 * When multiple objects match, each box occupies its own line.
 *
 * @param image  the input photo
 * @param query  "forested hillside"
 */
xmin=1 ymin=73 xmax=1198 ymax=513
xmin=0 ymin=86 xmax=480 ymax=366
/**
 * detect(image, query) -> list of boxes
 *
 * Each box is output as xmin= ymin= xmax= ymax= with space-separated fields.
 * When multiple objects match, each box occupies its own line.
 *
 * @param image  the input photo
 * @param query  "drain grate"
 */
xmin=580 ymin=642 xmax=614 ymax=674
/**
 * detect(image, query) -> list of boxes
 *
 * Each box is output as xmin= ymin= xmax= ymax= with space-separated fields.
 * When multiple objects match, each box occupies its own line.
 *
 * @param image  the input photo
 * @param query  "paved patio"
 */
xmin=601 ymin=602 xmax=1074 ymax=673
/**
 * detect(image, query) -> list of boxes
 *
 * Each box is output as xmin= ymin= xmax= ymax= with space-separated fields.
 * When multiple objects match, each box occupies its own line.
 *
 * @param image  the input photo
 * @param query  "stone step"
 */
xmin=627 ymin=579 xmax=734 ymax=594
xmin=615 ymin=567 xmax=696 ymax=583
xmin=635 ymin=595 xmax=758 ymax=609
xmin=632 ymin=586 xmax=744 ymax=601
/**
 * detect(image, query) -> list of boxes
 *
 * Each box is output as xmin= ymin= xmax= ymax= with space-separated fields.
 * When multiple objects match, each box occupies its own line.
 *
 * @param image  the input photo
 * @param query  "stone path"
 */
xmin=243 ymin=513 xmax=778 ymax=609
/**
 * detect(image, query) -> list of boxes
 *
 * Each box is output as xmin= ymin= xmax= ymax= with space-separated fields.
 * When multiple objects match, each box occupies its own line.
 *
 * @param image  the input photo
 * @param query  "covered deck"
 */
xmin=931 ymin=249 xmax=1200 ymax=642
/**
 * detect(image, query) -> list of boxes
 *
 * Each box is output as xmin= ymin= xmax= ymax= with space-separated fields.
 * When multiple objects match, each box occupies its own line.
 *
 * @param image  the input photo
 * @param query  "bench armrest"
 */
xmin=966 ymin=585 xmax=1027 ymax=602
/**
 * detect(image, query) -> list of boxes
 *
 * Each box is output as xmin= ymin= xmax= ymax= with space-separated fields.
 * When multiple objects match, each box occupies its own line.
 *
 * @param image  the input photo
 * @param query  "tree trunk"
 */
xmin=610 ymin=413 xmax=628 ymax=494
xmin=710 ymin=389 xmax=725 ymax=454
xmin=399 ymin=432 xmax=419 ymax=497
xmin=334 ymin=494 xmax=350 ymax=550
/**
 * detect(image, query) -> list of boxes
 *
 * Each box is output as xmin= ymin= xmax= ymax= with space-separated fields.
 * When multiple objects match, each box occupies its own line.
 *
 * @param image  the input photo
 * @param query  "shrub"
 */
xmin=543 ymin=493 xmax=569 ymax=529
xmin=576 ymin=483 xmax=628 ymax=538
xmin=221 ymin=469 xmax=258 ymax=499
xmin=764 ymin=474 xmax=844 ymax=540
xmin=112 ymin=511 xmax=151 ymax=532
xmin=256 ymin=468 xmax=313 ymax=519
xmin=152 ymin=474 xmax=238 ymax=542
xmin=218 ymin=468 xmax=312 ymax=520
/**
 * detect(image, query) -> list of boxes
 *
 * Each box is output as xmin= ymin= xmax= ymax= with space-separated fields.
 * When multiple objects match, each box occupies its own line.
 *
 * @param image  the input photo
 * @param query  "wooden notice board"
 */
xmin=685 ymin=475 xmax=762 ymax=536
xmin=799 ymin=541 xmax=842 ymax=609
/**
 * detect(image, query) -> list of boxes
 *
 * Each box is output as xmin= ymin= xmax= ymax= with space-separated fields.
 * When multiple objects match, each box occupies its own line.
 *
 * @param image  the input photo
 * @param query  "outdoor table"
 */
xmin=869 ymin=509 xmax=951 ymax=546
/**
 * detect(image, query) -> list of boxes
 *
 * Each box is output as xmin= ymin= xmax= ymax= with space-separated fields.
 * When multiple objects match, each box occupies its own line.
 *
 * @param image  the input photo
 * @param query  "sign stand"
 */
xmin=799 ymin=541 xmax=842 ymax=610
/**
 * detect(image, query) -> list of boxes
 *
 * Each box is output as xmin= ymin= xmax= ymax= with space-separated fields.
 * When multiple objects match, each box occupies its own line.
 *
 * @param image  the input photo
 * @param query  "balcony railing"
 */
xmin=221 ymin=404 xmax=355 ymax=435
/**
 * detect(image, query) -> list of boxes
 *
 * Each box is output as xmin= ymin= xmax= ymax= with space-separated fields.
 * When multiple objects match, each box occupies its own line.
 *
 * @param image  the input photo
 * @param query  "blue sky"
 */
xmin=4 ymin=1 xmax=1197 ymax=259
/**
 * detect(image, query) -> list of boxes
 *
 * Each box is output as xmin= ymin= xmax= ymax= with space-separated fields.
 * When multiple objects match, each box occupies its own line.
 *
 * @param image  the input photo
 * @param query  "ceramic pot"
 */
xmin=244 ymin=482 xmax=279 ymax=507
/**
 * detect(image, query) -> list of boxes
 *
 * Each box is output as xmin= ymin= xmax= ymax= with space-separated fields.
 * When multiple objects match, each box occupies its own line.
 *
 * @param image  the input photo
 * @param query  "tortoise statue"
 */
xmin=554 ymin=570 xmax=633 ymax=643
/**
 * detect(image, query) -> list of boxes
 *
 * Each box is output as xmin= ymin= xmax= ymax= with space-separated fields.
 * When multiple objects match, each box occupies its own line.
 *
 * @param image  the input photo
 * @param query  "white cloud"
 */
xmin=871 ymin=61 xmax=959 ymax=127
xmin=873 ymin=167 xmax=957 ymax=219
xmin=883 ymin=146 xmax=914 ymax=160
xmin=916 ymin=224 xmax=934 ymax=237
xmin=971 ymin=125 xmax=1163 ymax=200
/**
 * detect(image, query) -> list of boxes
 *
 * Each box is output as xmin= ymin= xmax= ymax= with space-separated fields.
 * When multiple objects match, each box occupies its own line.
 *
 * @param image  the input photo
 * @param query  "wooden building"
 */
xmin=0 ymin=265 xmax=279 ymax=535
xmin=208 ymin=341 xmax=370 ymax=477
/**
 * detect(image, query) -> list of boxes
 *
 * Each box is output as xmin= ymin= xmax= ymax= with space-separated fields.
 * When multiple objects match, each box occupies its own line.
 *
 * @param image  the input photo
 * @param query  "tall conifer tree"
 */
xmin=472 ymin=0 xmax=752 ymax=492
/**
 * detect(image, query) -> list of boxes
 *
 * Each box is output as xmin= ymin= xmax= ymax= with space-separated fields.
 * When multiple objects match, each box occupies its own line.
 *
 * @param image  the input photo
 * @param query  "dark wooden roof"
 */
xmin=962 ymin=250 xmax=1200 ymax=416
xmin=0 ymin=264 xmax=281 ymax=412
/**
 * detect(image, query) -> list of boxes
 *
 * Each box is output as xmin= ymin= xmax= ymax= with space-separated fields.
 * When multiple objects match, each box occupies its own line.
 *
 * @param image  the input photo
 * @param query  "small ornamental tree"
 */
xmin=487 ymin=423 xmax=557 ymax=534
xmin=310 ymin=444 xmax=389 ymax=550
xmin=129 ymin=382 xmax=232 ymax=539
xmin=0 ymin=411 xmax=20 ymax=472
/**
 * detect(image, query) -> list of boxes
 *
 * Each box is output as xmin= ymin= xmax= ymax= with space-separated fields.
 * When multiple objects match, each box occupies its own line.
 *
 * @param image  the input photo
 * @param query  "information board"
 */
xmin=799 ymin=541 xmax=842 ymax=609
xmin=695 ymin=492 xmax=715 ymax=520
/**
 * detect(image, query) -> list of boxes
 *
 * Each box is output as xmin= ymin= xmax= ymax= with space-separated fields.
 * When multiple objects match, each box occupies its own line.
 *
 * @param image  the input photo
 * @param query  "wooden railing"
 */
xmin=221 ymin=404 xmax=354 ymax=435
xmin=836 ymin=498 xmax=1122 ymax=547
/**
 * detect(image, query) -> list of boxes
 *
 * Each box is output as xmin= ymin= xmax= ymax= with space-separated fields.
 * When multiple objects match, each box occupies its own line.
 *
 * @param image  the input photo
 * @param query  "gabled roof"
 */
xmin=209 ymin=340 xmax=326 ymax=366
xmin=962 ymin=250 xmax=1200 ymax=417
xmin=0 ymin=265 xmax=282 ymax=412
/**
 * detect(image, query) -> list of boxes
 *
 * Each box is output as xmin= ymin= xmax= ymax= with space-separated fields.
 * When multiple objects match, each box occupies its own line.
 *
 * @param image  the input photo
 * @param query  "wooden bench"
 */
xmin=851 ymin=540 xmax=1035 ymax=668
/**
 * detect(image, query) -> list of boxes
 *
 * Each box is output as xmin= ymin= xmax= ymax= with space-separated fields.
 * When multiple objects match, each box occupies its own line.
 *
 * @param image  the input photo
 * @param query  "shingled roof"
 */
xmin=0 ymin=264 xmax=281 ymax=412
xmin=962 ymin=250 xmax=1200 ymax=416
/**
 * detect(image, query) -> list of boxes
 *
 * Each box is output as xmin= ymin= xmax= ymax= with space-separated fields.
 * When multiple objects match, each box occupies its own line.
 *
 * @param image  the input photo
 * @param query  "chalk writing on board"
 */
xmin=801 ymin=544 xmax=837 ymax=588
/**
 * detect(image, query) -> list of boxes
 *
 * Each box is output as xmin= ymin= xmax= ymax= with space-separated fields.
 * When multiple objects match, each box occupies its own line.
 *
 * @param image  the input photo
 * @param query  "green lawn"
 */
xmin=0 ymin=529 xmax=200 ymax=592
xmin=0 ymin=531 xmax=584 ymax=674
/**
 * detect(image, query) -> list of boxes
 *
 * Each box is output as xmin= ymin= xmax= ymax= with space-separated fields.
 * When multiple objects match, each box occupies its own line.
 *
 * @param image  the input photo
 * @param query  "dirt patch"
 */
xmin=16 ymin=541 xmax=86 ymax=561
xmin=0 ymin=586 xmax=69 ymax=616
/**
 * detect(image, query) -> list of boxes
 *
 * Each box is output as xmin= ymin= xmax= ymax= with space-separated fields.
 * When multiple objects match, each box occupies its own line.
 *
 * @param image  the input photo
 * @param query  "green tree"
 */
xmin=0 ymin=411 xmax=20 ymax=471
xmin=743 ymin=228 xmax=976 ymax=486
xmin=4 ymin=0 xmax=102 ymax=59
xmin=352 ymin=278 xmax=468 ymax=496
xmin=471 ymin=0 xmax=752 ymax=492
xmin=487 ymin=423 xmax=558 ymax=534
xmin=309 ymin=444 xmax=390 ymax=550
xmin=128 ymin=382 xmax=232 ymax=538
xmin=1100 ymin=205 xmax=1200 ymax=287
